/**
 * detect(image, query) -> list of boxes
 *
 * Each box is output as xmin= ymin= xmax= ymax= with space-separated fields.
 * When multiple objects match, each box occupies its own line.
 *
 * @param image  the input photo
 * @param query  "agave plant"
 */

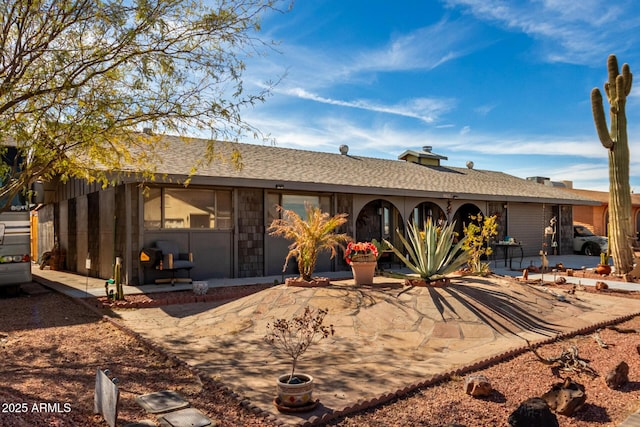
xmin=383 ymin=218 xmax=470 ymax=281
xmin=268 ymin=203 xmax=350 ymax=281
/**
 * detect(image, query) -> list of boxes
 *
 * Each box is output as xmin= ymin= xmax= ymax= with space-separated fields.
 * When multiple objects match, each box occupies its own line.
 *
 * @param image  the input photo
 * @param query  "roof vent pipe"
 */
xmin=339 ymin=144 xmax=349 ymax=155
xmin=466 ymin=161 xmax=474 ymax=169
xmin=423 ymin=146 xmax=432 ymax=152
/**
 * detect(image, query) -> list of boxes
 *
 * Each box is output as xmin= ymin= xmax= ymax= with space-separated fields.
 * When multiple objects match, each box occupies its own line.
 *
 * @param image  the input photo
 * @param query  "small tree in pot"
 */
xmin=264 ymin=306 xmax=334 ymax=409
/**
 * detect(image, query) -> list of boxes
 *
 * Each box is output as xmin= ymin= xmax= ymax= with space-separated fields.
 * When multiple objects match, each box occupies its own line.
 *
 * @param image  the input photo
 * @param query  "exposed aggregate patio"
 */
xmin=111 ymin=275 xmax=640 ymax=425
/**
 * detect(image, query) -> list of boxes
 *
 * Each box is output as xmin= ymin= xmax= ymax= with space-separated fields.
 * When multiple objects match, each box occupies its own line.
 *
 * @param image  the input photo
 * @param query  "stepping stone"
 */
xmin=135 ymin=390 xmax=189 ymax=414
xmin=618 ymin=411 xmax=640 ymax=427
xmin=159 ymin=408 xmax=213 ymax=427
xmin=124 ymin=421 xmax=156 ymax=427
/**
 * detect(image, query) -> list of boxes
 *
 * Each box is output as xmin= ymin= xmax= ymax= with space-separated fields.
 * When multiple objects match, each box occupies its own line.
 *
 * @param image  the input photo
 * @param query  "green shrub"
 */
xmin=462 ymin=213 xmax=498 ymax=275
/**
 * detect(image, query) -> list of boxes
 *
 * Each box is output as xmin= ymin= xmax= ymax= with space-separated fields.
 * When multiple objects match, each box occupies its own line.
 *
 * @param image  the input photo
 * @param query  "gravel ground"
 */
xmin=1 ymin=281 xmax=639 ymax=427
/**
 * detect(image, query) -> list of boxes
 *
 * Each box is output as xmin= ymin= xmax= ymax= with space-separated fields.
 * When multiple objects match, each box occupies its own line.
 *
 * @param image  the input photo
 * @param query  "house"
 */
xmin=561 ymin=187 xmax=640 ymax=239
xmin=35 ymin=135 xmax=599 ymax=285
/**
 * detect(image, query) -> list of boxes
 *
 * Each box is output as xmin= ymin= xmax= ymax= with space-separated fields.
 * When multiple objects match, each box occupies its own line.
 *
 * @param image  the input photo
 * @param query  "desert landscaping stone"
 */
xmin=541 ymin=377 xmax=586 ymax=416
xmin=464 ymin=374 xmax=493 ymax=397
xmin=508 ymin=397 xmax=559 ymax=427
xmin=605 ymin=360 xmax=630 ymax=389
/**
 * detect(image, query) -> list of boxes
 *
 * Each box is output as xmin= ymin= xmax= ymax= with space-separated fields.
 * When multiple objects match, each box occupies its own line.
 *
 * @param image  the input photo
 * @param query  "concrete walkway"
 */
xmin=31 ymin=256 xmax=640 ymax=426
xmin=32 ymin=253 xmax=640 ymax=300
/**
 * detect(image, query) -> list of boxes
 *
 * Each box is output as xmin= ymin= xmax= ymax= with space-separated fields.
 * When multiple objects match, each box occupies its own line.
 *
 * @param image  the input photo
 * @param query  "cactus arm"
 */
xmin=591 ymin=88 xmax=614 ymax=149
xmin=607 ymin=54 xmax=619 ymax=76
xmin=622 ymin=63 xmax=632 ymax=96
xmin=616 ymin=75 xmax=627 ymax=105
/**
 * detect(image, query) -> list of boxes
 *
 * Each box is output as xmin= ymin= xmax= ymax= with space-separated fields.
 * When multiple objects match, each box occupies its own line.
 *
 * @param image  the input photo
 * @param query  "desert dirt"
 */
xmin=1 ymin=277 xmax=639 ymax=427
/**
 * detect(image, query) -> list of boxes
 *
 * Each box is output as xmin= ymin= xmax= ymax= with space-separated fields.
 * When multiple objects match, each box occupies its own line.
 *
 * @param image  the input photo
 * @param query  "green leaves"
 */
xmin=0 ymin=0 xmax=283 ymax=209
xmin=384 ymin=219 xmax=470 ymax=281
xmin=462 ymin=213 xmax=498 ymax=275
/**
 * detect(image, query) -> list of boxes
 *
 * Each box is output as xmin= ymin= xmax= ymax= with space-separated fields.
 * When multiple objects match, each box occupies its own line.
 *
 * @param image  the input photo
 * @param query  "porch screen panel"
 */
xmin=506 ymin=203 xmax=544 ymax=257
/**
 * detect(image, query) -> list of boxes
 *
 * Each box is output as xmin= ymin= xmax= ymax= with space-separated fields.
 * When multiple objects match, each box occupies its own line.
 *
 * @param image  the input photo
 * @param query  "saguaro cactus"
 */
xmin=591 ymin=54 xmax=634 ymax=274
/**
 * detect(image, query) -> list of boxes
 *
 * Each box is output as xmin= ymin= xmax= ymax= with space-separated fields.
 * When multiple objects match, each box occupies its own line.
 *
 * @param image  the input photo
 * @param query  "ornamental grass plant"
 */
xmin=268 ymin=203 xmax=349 ymax=281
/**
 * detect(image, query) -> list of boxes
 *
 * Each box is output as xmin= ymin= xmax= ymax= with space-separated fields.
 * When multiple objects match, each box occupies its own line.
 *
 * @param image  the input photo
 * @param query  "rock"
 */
xmin=464 ymin=374 xmax=492 ymax=397
xmin=555 ymin=276 xmax=566 ymax=284
xmin=595 ymin=281 xmax=609 ymax=290
xmin=522 ymin=269 xmax=528 ymax=280
xmin=540 ymin=377 xmax=586 ymax=416
xmin=508 ymin=397 xmax=559 ymax=427
xmin=605 ymin=361 xmax=629 ymax=389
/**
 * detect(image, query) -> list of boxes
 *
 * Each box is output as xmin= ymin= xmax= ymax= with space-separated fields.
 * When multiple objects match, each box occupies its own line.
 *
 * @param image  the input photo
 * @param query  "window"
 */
xmin=144 ymin=187 xmax=232 ymax=230
xmin=267 ymin=193 xmax=331 ymax=223
xmin=282 ymin=194 xmax=320 ymax=219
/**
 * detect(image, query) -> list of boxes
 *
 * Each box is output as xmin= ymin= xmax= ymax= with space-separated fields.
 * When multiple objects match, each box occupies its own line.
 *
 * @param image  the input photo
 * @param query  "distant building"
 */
xmin=560 ymin=187 xmax=640 ymax=239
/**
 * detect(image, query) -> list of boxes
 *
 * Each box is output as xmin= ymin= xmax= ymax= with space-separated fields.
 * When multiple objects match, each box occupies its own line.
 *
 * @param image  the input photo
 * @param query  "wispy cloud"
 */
xmin=442 ymin=0 xmax=639 ymax=64
xmin=280 ymin=88 xmax=455 ymax=123
xmin=352 ymin=17 xmax=484 ymax=73
xmin=249 ymin=15 xmax=485 ymax=102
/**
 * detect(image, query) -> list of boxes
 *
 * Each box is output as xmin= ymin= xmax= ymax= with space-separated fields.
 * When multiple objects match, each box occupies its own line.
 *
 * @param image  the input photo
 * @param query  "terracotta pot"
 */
xmin=595 ymin=264 xmax=611 ymax=275
xmin=50 ymin=249 xmax=65 ymax=270
xmin=350 ymin=261 xmax=376 ymax=285
xmin=276 ymin=373 xmax=314 ymax=408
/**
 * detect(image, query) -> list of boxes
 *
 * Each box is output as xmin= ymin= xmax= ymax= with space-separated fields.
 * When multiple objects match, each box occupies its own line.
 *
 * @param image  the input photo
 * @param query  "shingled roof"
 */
xmin=140 ymin=135 xmax=599 ymax=205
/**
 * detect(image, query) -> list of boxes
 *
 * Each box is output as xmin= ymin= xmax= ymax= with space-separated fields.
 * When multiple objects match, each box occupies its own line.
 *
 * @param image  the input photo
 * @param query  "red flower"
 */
xmin=344 ymin=241 xmax=379 ymax=264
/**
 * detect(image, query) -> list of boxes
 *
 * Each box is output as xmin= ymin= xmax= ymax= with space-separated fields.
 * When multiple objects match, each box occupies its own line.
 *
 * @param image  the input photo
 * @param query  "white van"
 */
xmin=0 ymin=210 xmax=32 ymax=289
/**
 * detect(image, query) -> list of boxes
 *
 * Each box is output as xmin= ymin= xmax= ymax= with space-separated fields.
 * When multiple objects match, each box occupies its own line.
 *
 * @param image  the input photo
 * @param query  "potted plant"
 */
xmin=596 ymin=251 xmax=612 ymax=275
xmin=344 ymin=241 xmax=378 ymax=285
xmin=268 ymin=203 xmax=350 ymax=286
xmin=264 ymin=306 xmax=334 ymax=411
xmin=384 ymin=218 xmax=471 ymax=286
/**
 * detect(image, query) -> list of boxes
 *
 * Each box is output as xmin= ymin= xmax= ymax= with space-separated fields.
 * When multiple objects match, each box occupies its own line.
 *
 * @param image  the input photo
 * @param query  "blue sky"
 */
xmin=238 ymin=0 xmax=640 ymax=192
